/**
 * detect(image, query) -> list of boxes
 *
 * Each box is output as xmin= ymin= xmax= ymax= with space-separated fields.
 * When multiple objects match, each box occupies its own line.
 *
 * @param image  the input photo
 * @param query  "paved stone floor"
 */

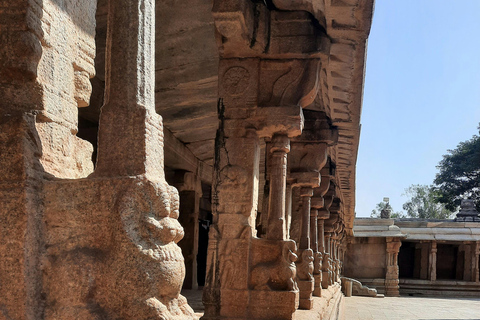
xmin=183 ymin=290 xmax=480 ymax=320
xmin=344 ymin=296 xmax=480 ymax=320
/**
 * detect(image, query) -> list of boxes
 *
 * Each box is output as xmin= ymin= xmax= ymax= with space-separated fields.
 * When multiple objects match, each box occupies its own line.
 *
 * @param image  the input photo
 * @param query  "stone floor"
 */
xmin=183 ymin=289 xmax=480 ymax=320
xmin=344 ymin=296 xmax=480 ymax=320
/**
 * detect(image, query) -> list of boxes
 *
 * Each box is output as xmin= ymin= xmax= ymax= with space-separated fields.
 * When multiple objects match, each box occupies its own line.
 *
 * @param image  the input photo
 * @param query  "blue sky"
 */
xmin=355 ymin=0 xmax=480 ymax=217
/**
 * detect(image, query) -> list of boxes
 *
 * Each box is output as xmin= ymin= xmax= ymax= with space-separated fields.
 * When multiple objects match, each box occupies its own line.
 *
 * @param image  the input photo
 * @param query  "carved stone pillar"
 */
xmin=319 ymin=183 xmax=335 ymax=289
xmin=289 ymin=112 xmax=337 ymax=306
xmin=285 ymin=182 xmax=293 ymax=239
xmin=323 ymin=231 xmax=333 ymax=287
xmin=267 ymin=134 xmax=290 ymax=240
xmin=206 ymin=0 xmax=333 ymax=318
xmin=173 ymin=171 xmax=203 ymax=290
xmin=293 ymin=185 xmax=316 ymax=310
xmin=474 ymin=241 xmax=480 ymax=283
xmin=203 ymin=61 xmax=304 ymax=320
xmin=310 ymin=208 xmax=321 ymax=295
xmin=429 ymin=241 xmax=437 ymax=281
xmin=325 ymin=211 xmax=339 ymax=286
xmin=385 ymin=237 xmax=402 ymax=297
xmin=310 ymin=166 xmax=331 ymax=296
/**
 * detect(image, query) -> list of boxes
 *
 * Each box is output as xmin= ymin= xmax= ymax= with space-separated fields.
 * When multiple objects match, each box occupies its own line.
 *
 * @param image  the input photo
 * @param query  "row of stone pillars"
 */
xmin=201 ymin=2 xmax=350 ymax=319
xmin=202 ymin=72 xmax=347 ymax=320
xmin=412 ymin=240 xmax=480 ymax=283
xmin=202 ymin=109 xmax=348 ymax=319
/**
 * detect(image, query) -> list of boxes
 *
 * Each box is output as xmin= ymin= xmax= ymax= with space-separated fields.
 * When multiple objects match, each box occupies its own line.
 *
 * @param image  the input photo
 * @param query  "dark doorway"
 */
xmin=437 ymin=244 xmax=458 ymax=280
xmin=399 ymin=242 xmax=415 ymax=278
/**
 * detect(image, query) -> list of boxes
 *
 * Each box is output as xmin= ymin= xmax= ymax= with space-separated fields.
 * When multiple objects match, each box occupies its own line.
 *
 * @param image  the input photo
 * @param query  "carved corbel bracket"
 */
xmin=290 ymin=172 xmax=320 ymax=189
xmin=172 ymin=170 xmax=202 ymax=195
xmin=253 ymin=106 xmax=304 ymax=138
xmin=213 ymin=0 xmax=331 ymax=58
xmin=213 ymin=0 xmax=270 ymax=57
xmin=289 ymin=142 xmax=328 ymax=174
xmin=271 ymin=0 xmax=326 ymax=28
xmin=311 ymin=197 xmax=324 ymax=210
xmin=300 ymin=111 xmax=339 ymax=145
xmin=259 ymin=59 xmax=321 ymax=109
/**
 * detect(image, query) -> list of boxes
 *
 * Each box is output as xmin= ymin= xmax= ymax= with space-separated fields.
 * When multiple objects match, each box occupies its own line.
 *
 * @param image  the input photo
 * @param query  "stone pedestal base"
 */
xmin=313 ymin=274 xmax=322 ymax=297
xmin=249 ymin=290 xmax=299 ymax=320
xmin=322 ymin=271 xmax=330 ymax=289
xmin=297 ymin=280 xmax=314 ymax=310
xmin=385 ymin=279 xmax=400 ymax=297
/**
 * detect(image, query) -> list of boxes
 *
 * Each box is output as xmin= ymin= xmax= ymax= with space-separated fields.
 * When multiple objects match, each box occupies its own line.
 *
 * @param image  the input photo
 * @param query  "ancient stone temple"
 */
xmin=0 ymin=0 xmax=374 ymax=319
xmin=345 ymin=216 xmax=480 ymax=297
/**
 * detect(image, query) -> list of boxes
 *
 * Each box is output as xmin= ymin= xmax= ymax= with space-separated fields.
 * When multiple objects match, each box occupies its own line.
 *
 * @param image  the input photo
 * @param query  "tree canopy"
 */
xmin=433 ymin=126 xmax=480 ymax=211
xmin=402 ymin=184 xmax=453 ymax=219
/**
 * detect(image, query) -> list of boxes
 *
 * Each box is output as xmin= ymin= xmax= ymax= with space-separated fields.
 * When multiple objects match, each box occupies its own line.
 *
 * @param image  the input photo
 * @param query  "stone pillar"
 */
xmin=385 ymin=237 xmax=402 ymax=297
xmin=416 ymin=242 xmax=429 ymax=280
xmin=173 ymin=171 xmax=202 ymax=290
xmin=285 ymin=182 xmax=293 ymax=239
xmin=310 ymin=162 xmax=332 ymax=297
xmin=474 ymin=241 xmax=480 ymax=283
xmin=310 ymin=207 xmax=322 ymax=296
xmin=289 ymin=112 xmax=337 ymax=304
xmin=324 ymin=231 xmax=333 ymax=287
xmin=429 ymin=241 xmax=437 ymax=281
xmin=267 ymin=134 xmax=290 ymax=240
xmin=202 ymin=58 xmax=304 ymax=319
xmin=325 ymin=212 xmax=339 ymax=286
xmin=319 ymin=183 xmax=335 ymax=289
xmin=1 ymin=0 xmax=95 ymax=319
xmin=293 ymin=185 xmax=316 ymax=310
xmin=329 ymin=198 xmax=343 ymax=285
xmin=206 ymin=1 xmax=333 ymax=318
xmin=95 ymin=0 xmax=161 ymax=178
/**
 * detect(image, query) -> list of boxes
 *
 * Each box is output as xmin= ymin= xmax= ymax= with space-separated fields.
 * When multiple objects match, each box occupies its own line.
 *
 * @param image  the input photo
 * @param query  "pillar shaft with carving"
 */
xmin=319 ymin=182 xmax=335 ymax=289
xmin=267 ymin=134 xmax=290 ymax=240
xmin=429 ymin=241 xmax=437 ymax=281
xmin=475 ymin=241 xmax=480 ymax=283
xmin=385 ymin=238 xmax=402 ymax=297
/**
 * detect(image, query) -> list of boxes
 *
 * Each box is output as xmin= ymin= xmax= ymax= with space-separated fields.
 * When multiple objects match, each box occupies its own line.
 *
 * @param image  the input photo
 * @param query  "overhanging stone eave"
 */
xmin=329 ymin=37 xmax=368 ymax=235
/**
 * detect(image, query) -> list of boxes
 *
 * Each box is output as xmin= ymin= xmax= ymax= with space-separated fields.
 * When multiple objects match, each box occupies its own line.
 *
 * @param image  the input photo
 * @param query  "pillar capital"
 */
xmin=171 ymin=170 xmax=202 ymax=195
xmin=270 ymin=133 xmax=291 ymax=153
xmin=290 ymin=172 xmax=321 ymax=189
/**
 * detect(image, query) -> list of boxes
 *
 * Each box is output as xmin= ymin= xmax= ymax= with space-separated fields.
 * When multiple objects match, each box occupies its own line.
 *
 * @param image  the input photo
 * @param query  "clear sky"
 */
xmin=355 ymin=0 xmax=480 ymax=217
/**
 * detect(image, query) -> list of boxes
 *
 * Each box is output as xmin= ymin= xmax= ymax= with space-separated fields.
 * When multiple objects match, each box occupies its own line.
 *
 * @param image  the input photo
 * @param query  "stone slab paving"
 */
xmin=344 ymin=296 xmax=480 ymax=320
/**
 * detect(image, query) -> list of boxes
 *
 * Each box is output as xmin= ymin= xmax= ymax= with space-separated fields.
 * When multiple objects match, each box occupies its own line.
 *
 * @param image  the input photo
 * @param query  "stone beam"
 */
xmin=164 ymin=127 xmax=213 ymax=184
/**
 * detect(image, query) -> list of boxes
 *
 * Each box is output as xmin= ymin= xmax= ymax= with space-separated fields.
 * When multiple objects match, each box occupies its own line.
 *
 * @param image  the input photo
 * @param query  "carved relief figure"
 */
xmin=250 ymin=240 xmax=299 ymax=291
xmin=296 ymin=249 xmax=314 ymax=281
xmin=112 ymin=180 xmax=196 ymax=319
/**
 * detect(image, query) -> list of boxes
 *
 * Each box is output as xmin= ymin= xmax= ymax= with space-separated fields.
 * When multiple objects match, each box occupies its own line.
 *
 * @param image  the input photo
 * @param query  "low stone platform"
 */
xmin=183 ymin=284 xmax=344 ymax=320
xmin=344 ymin=295 xmax=480 ymax=320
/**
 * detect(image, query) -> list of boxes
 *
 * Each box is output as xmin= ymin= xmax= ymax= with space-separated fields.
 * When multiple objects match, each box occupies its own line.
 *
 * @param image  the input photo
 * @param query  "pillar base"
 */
xmin=313 ymin=274 xmax=322 ymax=296
xmin=297 ymin=279 xmax=314 ymax=310
xmin=322 ymin=271 xmax=330 ymax=289
xmin=249 ymin=290 xmax=299 ymax=320
xmin=385 ymin=280 xmax=400 ymax=297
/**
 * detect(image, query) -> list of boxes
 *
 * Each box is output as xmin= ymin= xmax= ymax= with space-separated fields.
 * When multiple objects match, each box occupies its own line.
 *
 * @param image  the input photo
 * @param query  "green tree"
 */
xmin=370 ymin=201 xmax=405 ymax=218
xmin=433 ymin=126 xmax=480 ymax=211
xmin=402 ymin=184 xmax=453 ymax=219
